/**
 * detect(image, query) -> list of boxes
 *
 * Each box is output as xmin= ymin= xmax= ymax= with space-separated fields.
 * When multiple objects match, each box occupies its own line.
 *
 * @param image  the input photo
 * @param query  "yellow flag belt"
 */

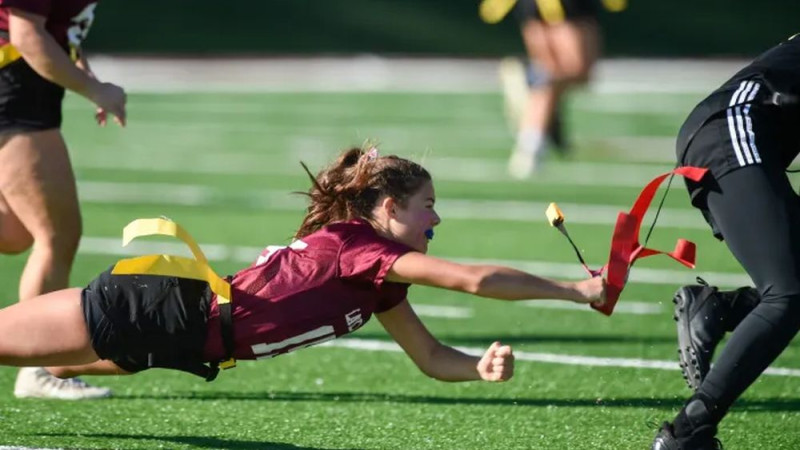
xmin=0 ymin=42 xmax=80 ymax=70
xmin=111 ymin=218 xmax=236 ymax=371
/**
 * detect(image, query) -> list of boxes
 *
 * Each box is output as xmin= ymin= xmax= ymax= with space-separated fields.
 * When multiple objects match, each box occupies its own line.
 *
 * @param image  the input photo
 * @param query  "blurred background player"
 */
xmin=482 ymin=0 xmax=626 ymax=178
xmin=0 ymin=0 xmax=126 ymax=399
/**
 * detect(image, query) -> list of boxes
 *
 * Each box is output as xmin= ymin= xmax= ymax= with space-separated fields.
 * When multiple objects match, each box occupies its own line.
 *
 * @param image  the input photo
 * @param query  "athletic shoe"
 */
xmin=508 ymin=144 xmax=545 ymax=179
xmin=14 ymin=367 xmax=112 ymax=400
xmin=651 ymin=422 xmax=722 ymax=450
xmin=673 ymin=280 xmax=728 ymax=391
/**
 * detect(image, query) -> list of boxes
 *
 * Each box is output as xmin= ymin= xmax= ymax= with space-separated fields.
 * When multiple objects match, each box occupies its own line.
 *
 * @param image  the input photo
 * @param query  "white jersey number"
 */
xmin=255 ymin=239 xmax=308 ymax=266
xmin=67 ymin=3 xmax=97 ymax=50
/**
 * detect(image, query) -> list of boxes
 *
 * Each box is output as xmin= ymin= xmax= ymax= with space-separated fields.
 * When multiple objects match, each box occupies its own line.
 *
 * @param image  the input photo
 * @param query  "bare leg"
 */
xmin=0 ymin=130 xmax=114 ymax=398
xmin=0 ymin=129 xmax=82 ymax=301
xmin=509 ymin=18 xmax=600 ymax=178
xmin=48 ymin=360 xmax=131 ymax=378
xmin=521 ymin=19 xmax=599 ymax=133
xmin=0 ymin=288 xmax=97 ymax=366
xmin=546 ymin=19 xmax=600 ymax=85
xmin=0 ymin=190 xmax=33 ymax=254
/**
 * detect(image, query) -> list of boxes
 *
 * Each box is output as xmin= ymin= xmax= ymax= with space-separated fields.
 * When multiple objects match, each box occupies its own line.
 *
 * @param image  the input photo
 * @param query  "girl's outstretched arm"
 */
xmin=386 ymin=252 xmax=605 ymax=304
xmin=376 ymin=300 xmax=513 ymax=382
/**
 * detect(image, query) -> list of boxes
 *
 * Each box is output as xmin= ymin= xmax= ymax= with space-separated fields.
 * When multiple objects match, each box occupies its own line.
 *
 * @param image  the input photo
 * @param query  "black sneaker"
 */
xmin=673 ymin=279 xmax=728 ymax=391
xmin=651 ymin=422 xmax=722 ymax=450
xmin=652 ymin=423 xmax=682 ymax=450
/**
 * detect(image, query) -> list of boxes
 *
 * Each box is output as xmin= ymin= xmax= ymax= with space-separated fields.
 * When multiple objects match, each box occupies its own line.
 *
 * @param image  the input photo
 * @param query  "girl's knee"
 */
xmin=0 ymin=234 xmax=33 ymax=254
xmin=0 ymin=212 xmax=33 ymax=254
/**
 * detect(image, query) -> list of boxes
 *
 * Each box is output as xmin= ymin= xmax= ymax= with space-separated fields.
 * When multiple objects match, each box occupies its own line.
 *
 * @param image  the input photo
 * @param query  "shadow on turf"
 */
xmin=116 ymin=391 xmax=800 ymax=412
xmin=33 ymin=432 xmax=343 ymax=449
xmin=353 ymin=332 xmax=676 ymax=345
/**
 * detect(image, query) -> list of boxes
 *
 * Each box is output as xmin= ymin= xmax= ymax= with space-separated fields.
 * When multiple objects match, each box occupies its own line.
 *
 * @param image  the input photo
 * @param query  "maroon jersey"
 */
xmin=203 ymin=219 xmax=414 ymax=362
xmin=0 ymin=0 xmax=98 ymax=50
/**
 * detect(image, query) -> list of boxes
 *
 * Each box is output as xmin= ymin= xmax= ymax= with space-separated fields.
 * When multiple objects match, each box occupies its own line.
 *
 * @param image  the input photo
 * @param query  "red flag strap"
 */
xmin=590 ymin=166 xmax=708 ymax=316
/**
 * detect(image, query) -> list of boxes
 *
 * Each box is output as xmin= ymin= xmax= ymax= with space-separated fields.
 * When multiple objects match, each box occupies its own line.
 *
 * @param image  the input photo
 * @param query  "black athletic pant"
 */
xmin=698 ymin=166 xmax=800 ymax=421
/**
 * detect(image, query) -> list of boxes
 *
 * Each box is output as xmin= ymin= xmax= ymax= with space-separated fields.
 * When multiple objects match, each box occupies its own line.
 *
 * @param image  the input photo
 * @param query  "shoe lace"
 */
xmin=39 ymin=372 xmax=95 ymax=391
xmin=61 ymin=377 xmax=92 ymax=389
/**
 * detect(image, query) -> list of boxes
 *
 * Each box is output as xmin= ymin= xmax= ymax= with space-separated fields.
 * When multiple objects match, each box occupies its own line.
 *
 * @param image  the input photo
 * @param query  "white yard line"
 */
xmin=0 ymin=447 xmax=60 ymax=450
xmin=326 ymin=338 xmax=800 ymax=378
xmin=522 ymin=300 xmax=662 ymax=315
xmin=76 ymin=181 xmax=706 ymax=229
xmin=412 ymin=305 xmax=473 ymax=319
xmin=414 ymin=301 xmax=662 ymax=317
xmin=75 ymin=156 xmax=679 ymax=188
xmin=452 ymin=257 xmax=751 ymax=288
xmin=423 ymin=158 xmax=677 ymax=187
xmin=591 ymin=137 xmax=678 ymax=163
xmin=86 ymin=57 xmax=746 ymax=95
xmin=77 ymin=236 xmax=751 ymax=287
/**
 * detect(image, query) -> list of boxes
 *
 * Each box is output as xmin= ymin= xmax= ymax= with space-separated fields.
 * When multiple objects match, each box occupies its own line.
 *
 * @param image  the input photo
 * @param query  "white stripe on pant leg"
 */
xmin=726 ymin=107 xmax=747 ymax=166
xmin=727 ymin=81 xmax=750 ymax=166
xmin=737 ymin=81 xmax=755 ymax=105
xmin=745 ymin=82 xmax=761 ymax=102
xmin=729 ymin=81 xmax=748 ymax=106
xmin=744 ymin=83 xmax=762 ymax=163
xmin=734 ymin=106 xmax=755 ymax=164
xmin=743 ymin=104 xmax=762 ymax=163
xmin=734 ymin=81 xmax=757 ymax=164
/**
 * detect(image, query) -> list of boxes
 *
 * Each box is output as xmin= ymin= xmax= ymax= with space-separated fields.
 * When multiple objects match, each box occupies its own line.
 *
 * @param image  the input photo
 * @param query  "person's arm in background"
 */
xmin=74 ymin=52 xmax=113 ymax=126
xmin=8 ymin=7 xmax=126 ymax=125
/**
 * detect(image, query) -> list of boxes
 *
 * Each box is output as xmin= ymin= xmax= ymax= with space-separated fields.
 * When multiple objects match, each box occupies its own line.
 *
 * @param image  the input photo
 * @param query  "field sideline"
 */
xmin=0 ymin=58 xmax=799 ymax=449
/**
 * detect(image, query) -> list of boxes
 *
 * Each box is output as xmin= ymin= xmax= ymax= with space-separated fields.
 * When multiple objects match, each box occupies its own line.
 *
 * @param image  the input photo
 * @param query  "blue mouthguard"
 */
xmin=425 ymin=229 xmax=434 ymax=241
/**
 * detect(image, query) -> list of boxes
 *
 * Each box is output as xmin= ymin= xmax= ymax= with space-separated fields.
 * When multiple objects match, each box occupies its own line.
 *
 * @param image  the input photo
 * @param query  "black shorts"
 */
xmin=515 ymin=0 xmax=600 ymax=23
xmin=0 ymin=59 xmax=64 ymax=132
xmin=81 ymin=267 xmax=211 ymax=374
xmin=677 ymin=78 xmax=800 ymax=237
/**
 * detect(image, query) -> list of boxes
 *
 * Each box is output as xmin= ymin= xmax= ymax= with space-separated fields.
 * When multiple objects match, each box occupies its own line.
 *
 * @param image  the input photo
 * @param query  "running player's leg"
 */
xmin=538 ymin=17 xmax=599 ymax=154
xmin=0 ymin=130 xmax=114 ymax=398
xmin=508 ymin=18 xmax=558 ymax=178
xmin=0 ymin=189 xmax=33 ymax=254
xmin=0 ymin=130 xmax=81 ymax=301
xmin=547 ymin=17 xmax=599 ymax=85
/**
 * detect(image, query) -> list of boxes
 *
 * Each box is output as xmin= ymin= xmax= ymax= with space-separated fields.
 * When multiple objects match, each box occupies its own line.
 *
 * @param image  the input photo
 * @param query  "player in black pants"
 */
xmin=652 ymin=35 xmax=800 ymax=449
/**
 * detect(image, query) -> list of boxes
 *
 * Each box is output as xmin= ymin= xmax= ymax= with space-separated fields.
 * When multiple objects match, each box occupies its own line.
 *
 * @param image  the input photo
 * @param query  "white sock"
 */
xmin=516 ymin=128 xmax=545 ymax=156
